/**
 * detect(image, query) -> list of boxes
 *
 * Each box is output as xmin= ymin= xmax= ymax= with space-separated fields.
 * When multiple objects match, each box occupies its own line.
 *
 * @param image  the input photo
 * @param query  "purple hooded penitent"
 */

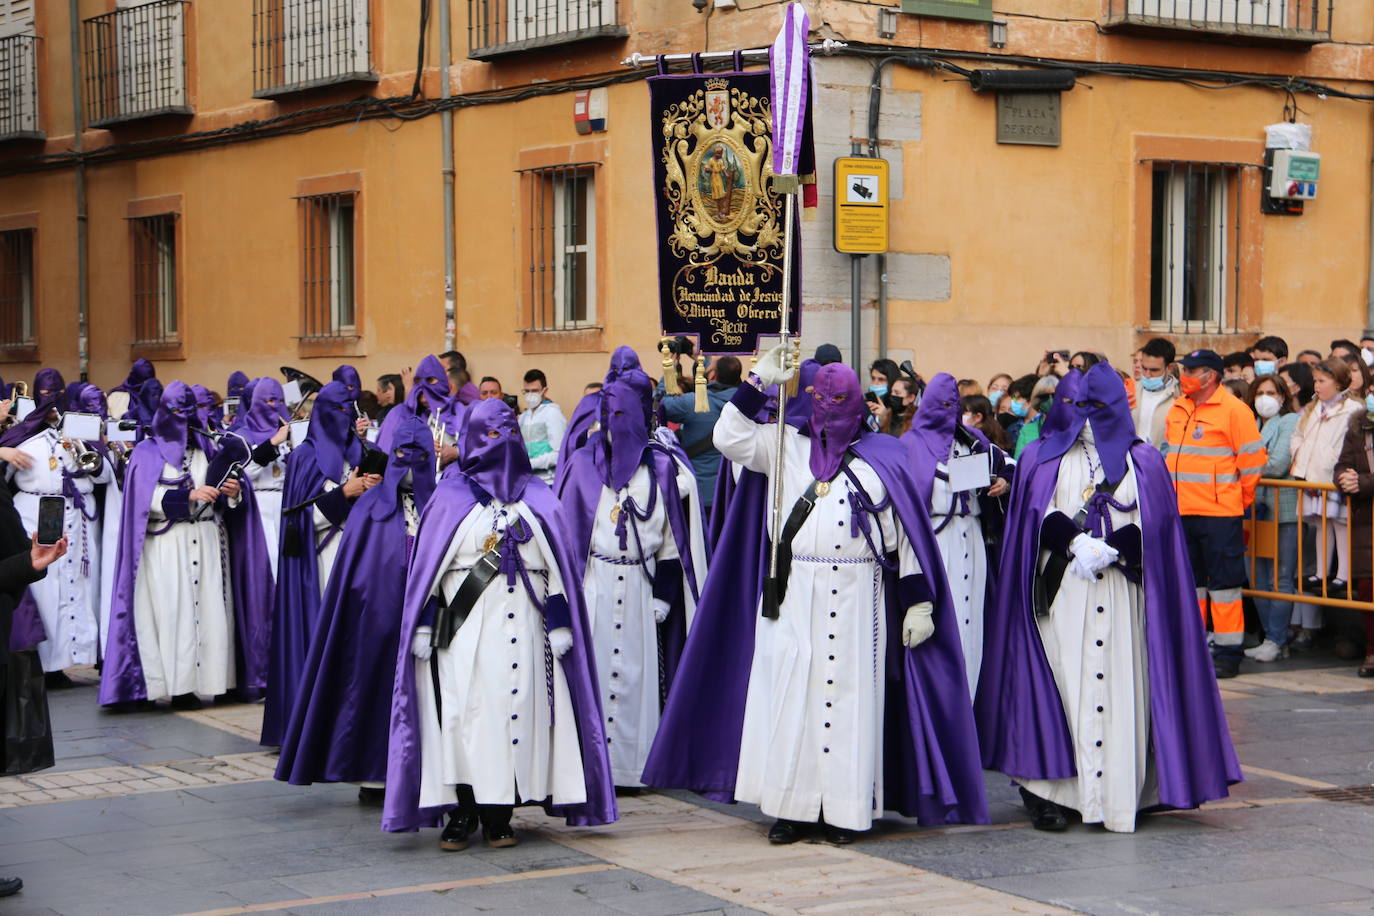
xmin=805 ymin=363 xmax=866 ymax=482
xmin=331 ymin=365 xmax=361 ymax=402
xmin=226 ymin=371 xmax=249 ymax=401
xmin=261 ymin=381 xmax=363 ymax=745
xmin=276 ymin=416 xmax=435 ymax=785
xmin=191 ymin=384 xmax=220 ymax=433
xmin=642 ymin=373 xmax=988 ymax=826
xmin=557 ymin=347 xmax=645 ymax=490
xmin=383 ymin=400 xmax=617 ymax=831
xmin=975 ymin=362 xmax=1242 ymax=809
xmin=110 ymin=359 xmax=156 ymax=396
xmin=236 ymin=378 xmax=290 ymax=447
xmin=0 ymin=368 xmax=65 ymax=449
xmin=99 ymin=382 xmax=197 ymax=705
xmin=377 ymin=355 xmax=450 ymax=451
xmin=592 ymin=374 xmax=653 ymax=492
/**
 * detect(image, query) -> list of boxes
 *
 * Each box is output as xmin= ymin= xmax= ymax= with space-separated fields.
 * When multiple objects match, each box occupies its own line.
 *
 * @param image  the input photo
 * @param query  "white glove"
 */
xmin=411 ymin=626 xmax=434 ymax=662
xmin=652 ymin=598 xmax=671 ymax=624
xmin=901 ymin=602 xmax=935 ymax=648
xmin=1069 ymin=533 xmax=1119 ymax=582
xmin=549 ymin=627 xmax=573 ymax=659
xmin=753 ymin=342 xmax=796 ymax=388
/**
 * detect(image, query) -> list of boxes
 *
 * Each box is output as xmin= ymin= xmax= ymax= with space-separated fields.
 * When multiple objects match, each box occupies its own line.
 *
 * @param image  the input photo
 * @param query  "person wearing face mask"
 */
xmin=870 ymin=376 xmax=918 ymax=437
xmin=902 ymin=374 xmax=1013 ymax=699
xmin=1163 ymin=350 xmax=1266 ymax=679
xmin=866 ymin=359 xmax=901 ymax=433
xmin=0 ymin=369 xmax=111 ymax=686
xmin=1002 ymin=374 xmax=1039 ymax=439
xmin=1332 ymin=384 xmax=1374 ymax=677
xmin=645 ymin=345 xmax=987 ymax=845
xmin=276 ymin=417 xmax=434 ymax=802
xmin=979 ymin=363 xmax=1240 ymax=833
xmin=261 ymin=382 xmax=382 ymax=745
xmin=987 ymin=374 xmax=1012 ymax=413
xmin=1244 ymin=376 xmax=1300 ymax=663
xmin=1131 ymin=337 xmax=1178 ymax=449
xmin=384 ymin=398 xmax=617 ymax=849
xmin=555 ymin=373 xmax=707 ymax=791
xmin=516 ymin=369 xmax=567 ymax=487
xmin=99 ymin=383 xmax=244 ymax=711
xmin=1013 ymin=375 xmax=1060 ymax=459
xmin=961 ymin=394 xmax=1012 ymax=452
xmin=1249 ymin=335 xmax=1289 ymax=379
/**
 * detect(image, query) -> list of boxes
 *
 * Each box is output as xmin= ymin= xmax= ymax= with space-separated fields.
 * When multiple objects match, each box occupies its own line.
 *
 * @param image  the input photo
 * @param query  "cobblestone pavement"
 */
xmin=0 ymin=657 xmax=1369 ymax=915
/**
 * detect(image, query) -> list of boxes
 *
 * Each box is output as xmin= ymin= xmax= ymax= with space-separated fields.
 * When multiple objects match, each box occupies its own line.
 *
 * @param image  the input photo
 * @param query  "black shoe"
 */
xmin=483 ymin=824 xmax=518 ymax=848
xmin=1302 ymin=576 xmax=1324 ymax=595
xmin=1328 ymin=578 xmax=1350 ymax=599
xmin=615 ymin=786 xmax=645 ymax=797
xmin=108 ymin=699 xmax=156 ymax=714
xmin=822 ymin=824 xmax=860 ymax=845
xmin=1019 ymin=787 xmax=1069 ymax=831
xmin=357 ymin=787 xmax=385 ymax=807
xmin=44 ymin=671 xmax=74 ymax=690
xmin=0 ymin=876 xmax=20 ymax=897
xmin=1213 ymin=654 xmax=1241 ymax=679
xmin=766 ymin=819 xmax=808 ymax=845
xmin=439 ymin=811 xmax=478 ymax=851
xmin=170 ymin=693 xmax=203 ymax=711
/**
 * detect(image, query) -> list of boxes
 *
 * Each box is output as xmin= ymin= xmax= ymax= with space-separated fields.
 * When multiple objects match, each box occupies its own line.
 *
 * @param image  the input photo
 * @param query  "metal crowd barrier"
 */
xmin=1243 ymin=478 xmax=1374 ymax=612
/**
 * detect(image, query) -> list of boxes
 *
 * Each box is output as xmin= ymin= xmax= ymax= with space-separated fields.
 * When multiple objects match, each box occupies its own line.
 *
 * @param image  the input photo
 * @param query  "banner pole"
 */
xmin=767 ymin=186 xmax=798 ymax=594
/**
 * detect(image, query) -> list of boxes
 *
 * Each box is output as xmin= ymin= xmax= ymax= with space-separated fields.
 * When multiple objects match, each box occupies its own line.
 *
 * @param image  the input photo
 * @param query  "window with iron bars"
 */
xmin=0 ymin=229 xmax=34 ymax=349
xmin=299 ymin=193 xmax=357 ymax=339
xmin=468 ymin=0 xmax=624 ymax=58
xmin=522 ymin=165 xmax=597 ymax=331
xmin=252 ymin=0 xmax=374 ymax=97
xmin=83 ymin=0 xmax=190 ymax=127
xmin=0 ymin=0 xmax=40 ymax=141
xmin=1108 ymin=0 xmax=1332 ymax=38
xmin=131 ymin=214 xmax=178 ymax=344
xmin=1149 ymin=162 xmax=1244 ymax=334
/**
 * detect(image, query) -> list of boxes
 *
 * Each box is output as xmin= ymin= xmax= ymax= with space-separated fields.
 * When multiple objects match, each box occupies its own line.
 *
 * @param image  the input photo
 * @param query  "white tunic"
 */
xmin=245 ymin=442 xmax=288 ymax=580
xmin=930 ymin=440 xmax=988 ymax=700
xmin=1018 ymin=439 xmax=1157 ymax=833
xmin=416 ymin=500 xmax=585 ymax=808
xmin=132 ymin=449 xmax=238 ymax=701
xmin=9 ymin=428 xmax=108 ymax=672
xmin=716 ymin=402 xmax=922 ymax=832
xmin=584 ymin=465 xmax=680 ymax=787
xmin=312 ymin=470 xmax=348 ymax=598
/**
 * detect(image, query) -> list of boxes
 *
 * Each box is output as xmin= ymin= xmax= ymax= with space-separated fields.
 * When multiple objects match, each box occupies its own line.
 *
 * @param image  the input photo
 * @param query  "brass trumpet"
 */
xmin=62 ymin=437 xmax=103 ymax=473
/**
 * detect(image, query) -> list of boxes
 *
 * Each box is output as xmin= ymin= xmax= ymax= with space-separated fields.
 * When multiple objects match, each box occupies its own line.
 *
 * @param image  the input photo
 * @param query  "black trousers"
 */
xmin=454 ymin=784 xmax=512 ymax=829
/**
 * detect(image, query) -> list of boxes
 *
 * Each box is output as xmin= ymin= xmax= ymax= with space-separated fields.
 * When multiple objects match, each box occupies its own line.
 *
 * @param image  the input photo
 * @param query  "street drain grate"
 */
xmin=1306 ymin=785 xmax=1374 ymax=805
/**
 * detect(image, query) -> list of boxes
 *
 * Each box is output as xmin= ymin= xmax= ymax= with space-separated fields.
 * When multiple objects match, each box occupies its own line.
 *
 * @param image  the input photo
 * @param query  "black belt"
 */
xmin=763 ymin=453 xmax=854 ymax=620
xmin=432 ymin=548 xmax=501 ymax=649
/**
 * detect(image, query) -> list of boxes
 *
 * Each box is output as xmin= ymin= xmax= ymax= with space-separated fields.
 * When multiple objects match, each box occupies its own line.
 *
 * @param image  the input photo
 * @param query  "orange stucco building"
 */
xmin=0 ymin=0 xmax=1371 ymax=405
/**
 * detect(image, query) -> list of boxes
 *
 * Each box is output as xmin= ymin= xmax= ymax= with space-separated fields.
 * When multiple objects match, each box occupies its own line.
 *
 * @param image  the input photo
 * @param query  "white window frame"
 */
xmin=552 ymin=170 xmax=596 ymax=328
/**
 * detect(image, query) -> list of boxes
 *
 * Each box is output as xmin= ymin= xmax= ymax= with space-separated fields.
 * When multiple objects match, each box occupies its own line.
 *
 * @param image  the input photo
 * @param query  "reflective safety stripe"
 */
xmin=1238 ymin=440 xmax=1265 ymax=454
xmin=1164 ymin=444 xmax=1236 ymax=457
xmin=1210 ymin=587 xmax=1244 ymax=603
xmin=1239 ymin=467 xmax=1263 ymax=477
xmin=1172 ymin=471 xmax=1239 ymax=484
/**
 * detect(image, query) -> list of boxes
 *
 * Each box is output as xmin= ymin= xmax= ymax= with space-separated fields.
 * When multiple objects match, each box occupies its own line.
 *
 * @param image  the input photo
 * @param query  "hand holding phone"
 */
xmin=36 ymin=496 xmax=64 ymax=546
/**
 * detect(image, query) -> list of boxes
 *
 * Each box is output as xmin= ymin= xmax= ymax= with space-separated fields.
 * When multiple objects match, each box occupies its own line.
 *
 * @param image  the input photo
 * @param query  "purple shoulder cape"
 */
xmin=260 ymin=441 xmax=332 ymax=745
xmin=275 ymin=483 xmax=409 ymax=785
xmin=382 ymin=477 xmax=617 ymax=831
xmin=974 ymin=439 xmax=1242 ymax=808
xmin=222 ymin=472 xmax=272 ymax=699
xmin=643 ymin=418 xmax=989 ymax=826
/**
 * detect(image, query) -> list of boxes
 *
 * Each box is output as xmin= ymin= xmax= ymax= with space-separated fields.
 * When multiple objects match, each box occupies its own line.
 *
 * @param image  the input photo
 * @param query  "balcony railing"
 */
xmin=83 ymin=1 xmax=191 ymax=127
xmin=1103 ymin=0 xmax=1332 ymax=46
xmin=253 ymin=0 xmax=377 ymax=98
xmin=0 ymin=34 xmax=41 ymax=141
xmin=468 ymin=0 xmax=626 ymax=59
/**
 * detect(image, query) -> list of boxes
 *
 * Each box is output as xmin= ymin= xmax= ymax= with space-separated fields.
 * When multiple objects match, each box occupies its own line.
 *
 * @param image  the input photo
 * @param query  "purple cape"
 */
xmin=222 ymin=470 xmax=273 ymax=700
xmin=276 ymin=425 xmax=436 ymax=785
xmin=555 ymin=439 xmax=705 ymax=690
xmin=973 ymin=437 xmax=1242 ymax=808
xmin=642 ymin=405 xmax=989 ymax=826
xmin=382 ymin=476 xmax=617 ymax=831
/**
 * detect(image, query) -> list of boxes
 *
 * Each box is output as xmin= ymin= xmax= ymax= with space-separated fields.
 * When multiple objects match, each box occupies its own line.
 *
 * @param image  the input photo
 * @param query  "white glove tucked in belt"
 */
xmin=412 ymin=626 xmax=434 ymax=662
xmin=901 ymin=602 xmax=935 ymax=648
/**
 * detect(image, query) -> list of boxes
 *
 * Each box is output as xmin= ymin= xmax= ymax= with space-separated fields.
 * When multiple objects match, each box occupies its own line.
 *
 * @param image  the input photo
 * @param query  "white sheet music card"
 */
xmin=107 ymin=420 xmax=137 ymax=443
xmin=289 ymin=419 xmax=310 ymax=448
xmin=14 ymin=397 xmax=34 ymax=421
xmin=282 ymin=380 xmax=304 ymax=407
xmin=948 ymin=452 xmax=991 ymax=493
xmin=62 ymin=412 xmax=102 ymax=442
xmin=365 ymin=425 xmax=379 ymax=443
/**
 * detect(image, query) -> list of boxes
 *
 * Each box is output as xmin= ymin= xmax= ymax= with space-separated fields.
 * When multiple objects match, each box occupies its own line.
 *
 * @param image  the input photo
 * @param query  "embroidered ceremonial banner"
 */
xmin=649 ymin=67 xmax=813 ymax=355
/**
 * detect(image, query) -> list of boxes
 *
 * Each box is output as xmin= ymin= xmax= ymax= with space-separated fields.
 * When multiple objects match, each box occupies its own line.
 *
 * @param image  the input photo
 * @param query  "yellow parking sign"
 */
xmin=833 ymin=157 xmax=889 ymax=255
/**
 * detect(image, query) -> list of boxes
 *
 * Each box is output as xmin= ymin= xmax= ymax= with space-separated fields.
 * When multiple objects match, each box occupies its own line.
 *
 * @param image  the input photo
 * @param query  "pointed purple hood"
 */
xmin=34 ymin=368 xmax=66 ymax=412
xmin=805 ymin=363 xmax=865 ymax=481
xmin=111 ymin=358 xmax=156 ymax=394
xmin=75 ymin=383 xmax=107 ymax=420
xmin=906 ymin=372 xmax=960 ymax=467
xmin=0 ymin=368 xmax=65 ymax=447
xmin=460 ymin=398 xmax=533 ymax=504
xmin=332 ymin=365 xmax=361 ymax=402
xmin=151 ymin=381 xmax=197 ymax=468
xmin=227 ymin=371 xmax=249 ymax=400
xmin=305 ymin=381 xmax=362 ymax=483
xmin=1075 ymin=362 xmax=1138 ymax=483
xmin=370 ymin=415 xmax=436 ymax=521
xmin=1031 ymin=369 xmax=1084 ymax=467
xmin=403 ymin=356 xmax=449 ymax=417
xmin=239 ymin=377 xmax=290 ymax=446
xmin=593 ymin=373 xmax=652 ymax=491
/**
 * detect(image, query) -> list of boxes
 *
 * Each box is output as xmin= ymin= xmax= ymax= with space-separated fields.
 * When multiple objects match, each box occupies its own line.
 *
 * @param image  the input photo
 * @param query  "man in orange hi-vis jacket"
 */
xmin=1164 ymin=349 xmax=1266 ymax=679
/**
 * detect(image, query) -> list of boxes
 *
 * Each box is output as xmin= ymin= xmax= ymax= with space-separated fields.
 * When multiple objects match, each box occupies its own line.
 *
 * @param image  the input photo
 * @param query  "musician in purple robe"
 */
xmin=238 ymin=378 xmax=292 ymax=580
xmin=260 ymin=382 xmax=380 ymax=745
xmin=643 ymin=345 xmax=986 ymax=844
xmin=384 ymin=398 xmax=616 ymax=849
xmin=555 ymin=372 xmax=707 ymax=789
xmin=277 ymin=416 xmax=435 ymax=802
xmin=976 ymin=362 xmax=1241 ymax=833
xmin=106 ymin=358 xmax=156 ymax=423
xmin=99 ymin=382 xmax=242 ymax=711
xmin=377 ymin=355 xmax=458 ymax=471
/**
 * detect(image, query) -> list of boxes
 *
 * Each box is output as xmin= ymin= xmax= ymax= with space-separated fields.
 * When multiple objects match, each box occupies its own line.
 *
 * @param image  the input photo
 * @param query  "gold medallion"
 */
xmin=272 ymin=465 xmax=282 ymax=478
xmin=482 ymin=532 xmax=502 ymax=555
xmin=1082 ymin=485 xmax=1095 ymax=502
xmin=610 ymin=503 xmax=622 ymax=525
xmin=48 ymin=456 xmax=58 ymax=471
xmin=815 ymin=480 xmax=830 ymax=499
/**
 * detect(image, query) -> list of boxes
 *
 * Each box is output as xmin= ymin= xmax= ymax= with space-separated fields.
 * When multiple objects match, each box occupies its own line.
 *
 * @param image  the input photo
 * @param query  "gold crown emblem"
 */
xmin=704 ymin=78 xmax=729 ymax=91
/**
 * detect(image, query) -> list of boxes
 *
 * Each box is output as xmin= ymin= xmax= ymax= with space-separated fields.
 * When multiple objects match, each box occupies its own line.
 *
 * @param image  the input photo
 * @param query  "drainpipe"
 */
xmin=1367 ymin=140 xmax=1374 ymax=336
xmin=68 ymin=0 xmax=89 ymax=380
xmin=439 ymin=0 xmax=457 ymax=350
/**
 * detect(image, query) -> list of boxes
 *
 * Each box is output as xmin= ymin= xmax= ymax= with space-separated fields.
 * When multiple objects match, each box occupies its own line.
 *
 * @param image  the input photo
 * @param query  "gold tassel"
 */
xmin=659 ymin=338 xmax=680 ymax=395
xmin=694 ymin=358 xmax=708 ymax=413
